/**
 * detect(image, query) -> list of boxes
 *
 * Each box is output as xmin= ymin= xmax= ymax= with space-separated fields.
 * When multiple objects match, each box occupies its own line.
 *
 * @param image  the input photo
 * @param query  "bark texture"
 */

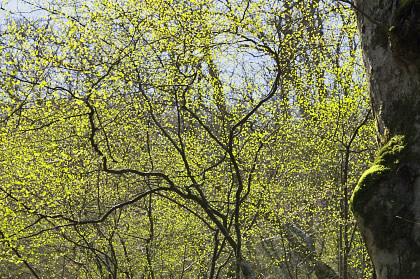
xmin=351 ymin=0 xmax=420 ymax=278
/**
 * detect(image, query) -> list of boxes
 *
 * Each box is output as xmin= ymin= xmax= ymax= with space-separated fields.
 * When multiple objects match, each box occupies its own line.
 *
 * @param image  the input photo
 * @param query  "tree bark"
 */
xmin=351 ymin=0 xmax=420 ymax=278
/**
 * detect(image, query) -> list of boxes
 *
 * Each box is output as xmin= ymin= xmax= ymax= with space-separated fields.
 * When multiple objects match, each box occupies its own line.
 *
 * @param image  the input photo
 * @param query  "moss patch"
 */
xmin=374 ymin=135 xmax=405 ymax=165
xmin=350 ymin=135 xmax=405 ymax=213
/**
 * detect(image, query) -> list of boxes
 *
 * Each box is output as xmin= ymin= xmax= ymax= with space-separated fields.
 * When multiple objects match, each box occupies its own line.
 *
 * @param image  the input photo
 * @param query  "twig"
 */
xmin=336 ymin=0 xmax=388 ymax=31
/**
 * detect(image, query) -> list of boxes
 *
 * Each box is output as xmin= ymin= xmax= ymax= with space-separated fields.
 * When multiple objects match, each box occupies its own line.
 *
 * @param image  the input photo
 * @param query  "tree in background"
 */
xmin=1 ymin=0 xmax=374 ymax=278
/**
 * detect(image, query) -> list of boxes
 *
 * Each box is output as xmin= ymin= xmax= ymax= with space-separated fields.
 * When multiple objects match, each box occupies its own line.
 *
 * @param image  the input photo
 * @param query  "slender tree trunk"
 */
xmin=351 ymin=1 xmax=420 ymax=278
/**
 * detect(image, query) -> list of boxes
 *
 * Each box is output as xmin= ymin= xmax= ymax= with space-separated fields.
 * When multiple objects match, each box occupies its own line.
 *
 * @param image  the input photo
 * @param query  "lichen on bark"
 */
xmin=350 ymin=135 xmax=405 ymax=214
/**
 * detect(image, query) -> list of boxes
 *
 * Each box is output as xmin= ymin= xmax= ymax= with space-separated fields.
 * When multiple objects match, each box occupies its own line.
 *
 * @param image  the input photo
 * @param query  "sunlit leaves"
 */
xmin=0 ymin=0 xmax=375 ymax=277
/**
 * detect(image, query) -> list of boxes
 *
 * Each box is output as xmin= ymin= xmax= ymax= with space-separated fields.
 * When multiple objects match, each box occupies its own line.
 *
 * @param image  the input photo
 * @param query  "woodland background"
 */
xmin=0 ymin=0 xmax=376 ymax=278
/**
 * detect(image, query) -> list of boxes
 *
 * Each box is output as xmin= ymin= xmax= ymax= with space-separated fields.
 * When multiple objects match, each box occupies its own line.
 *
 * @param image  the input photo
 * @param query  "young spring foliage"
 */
xmin=0 ymin=0 xmax=375 ymax=278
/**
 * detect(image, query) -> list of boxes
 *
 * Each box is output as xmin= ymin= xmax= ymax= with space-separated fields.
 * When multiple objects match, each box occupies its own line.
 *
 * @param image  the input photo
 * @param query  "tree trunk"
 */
xmin=351 ymin=0 xmax=420 ymax=278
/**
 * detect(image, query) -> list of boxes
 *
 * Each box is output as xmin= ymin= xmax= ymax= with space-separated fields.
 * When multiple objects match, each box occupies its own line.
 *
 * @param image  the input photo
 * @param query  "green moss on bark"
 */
xmin=350 ymin=135 xmax=405 ymax=213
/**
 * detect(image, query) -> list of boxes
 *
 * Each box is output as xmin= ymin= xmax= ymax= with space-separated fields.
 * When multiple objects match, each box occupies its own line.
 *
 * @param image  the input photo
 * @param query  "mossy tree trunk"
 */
xmin=351 ymin=0 xmax=420 ymax=278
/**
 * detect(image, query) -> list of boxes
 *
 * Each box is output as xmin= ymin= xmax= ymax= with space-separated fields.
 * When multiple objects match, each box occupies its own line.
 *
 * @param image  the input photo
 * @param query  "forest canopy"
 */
xmin=0 ymin=0 xmax=375 ymax=278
